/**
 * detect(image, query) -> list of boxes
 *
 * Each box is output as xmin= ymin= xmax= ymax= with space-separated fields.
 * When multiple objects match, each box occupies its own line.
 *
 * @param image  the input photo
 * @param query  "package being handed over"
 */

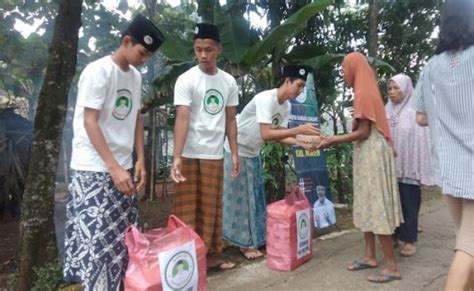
xmin=266 ymin=187 xmax=314 ymax=271
xmin=124 ymin=215 xmax=207 ymax=291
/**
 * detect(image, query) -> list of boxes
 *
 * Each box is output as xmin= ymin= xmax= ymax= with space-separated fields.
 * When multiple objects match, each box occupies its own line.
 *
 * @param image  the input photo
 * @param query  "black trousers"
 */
xmin=395 ymin=182 xmax=421 ymax=242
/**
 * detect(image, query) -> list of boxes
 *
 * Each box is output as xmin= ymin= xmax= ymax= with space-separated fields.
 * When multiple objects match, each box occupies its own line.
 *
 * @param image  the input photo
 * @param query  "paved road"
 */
xmin=208 ymin=197 xmax=453 ymax=291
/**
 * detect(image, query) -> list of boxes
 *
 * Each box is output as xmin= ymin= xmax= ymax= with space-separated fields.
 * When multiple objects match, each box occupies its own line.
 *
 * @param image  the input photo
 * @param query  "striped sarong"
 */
xmin=222 ymin=151 xmax=266 ymax=248
xmin=63 ymin=170 xmax=138 ymax=291
xmin=173 ymin=158 xmax=224 ymax=254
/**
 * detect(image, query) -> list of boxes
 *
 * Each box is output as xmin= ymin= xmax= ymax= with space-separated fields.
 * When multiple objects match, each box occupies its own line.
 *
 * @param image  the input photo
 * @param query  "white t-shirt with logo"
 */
xmin=70 ymin=56 xmax=142 ymax=172
xmin=174 ymin=66 xmax=239 ymax=159
xmin=224 ymin=88 xmax=291 ymax=158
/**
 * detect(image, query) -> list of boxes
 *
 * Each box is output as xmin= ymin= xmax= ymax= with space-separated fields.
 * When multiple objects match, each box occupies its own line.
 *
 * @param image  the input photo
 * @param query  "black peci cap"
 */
xmin=193 ymin=23 xmax=220 ymax=42
xmin=124 ymin=14 xmax=165 ymax=52
xmin=281 ymin=65 xmax=312 ymax=81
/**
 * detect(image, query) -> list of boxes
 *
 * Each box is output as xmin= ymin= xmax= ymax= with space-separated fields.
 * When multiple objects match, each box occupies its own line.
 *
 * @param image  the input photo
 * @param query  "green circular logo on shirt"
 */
xmin=203 ymin=89 xmax=224 ymax=115
xmin=112 ymin=89 xmax=133 ymax=120
xmin=271 ymin=113 xmax=282 ymax=128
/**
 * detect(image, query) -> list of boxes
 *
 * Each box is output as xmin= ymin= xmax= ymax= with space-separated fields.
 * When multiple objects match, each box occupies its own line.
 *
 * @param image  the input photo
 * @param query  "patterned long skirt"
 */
xmin=353 ymin=126 xmax=403 ymax=235
xmin=222 ymin=152 xmax=266 ymax=249
xmin=63 ymin=170 xmax=138 ymax=291
xmin=173 ymin=158 xmax=224 ymax=254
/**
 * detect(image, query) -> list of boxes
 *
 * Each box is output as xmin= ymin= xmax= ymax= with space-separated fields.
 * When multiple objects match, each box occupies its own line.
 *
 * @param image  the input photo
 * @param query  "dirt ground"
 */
xmin=0 ymin=186 xmax=441 ymax=289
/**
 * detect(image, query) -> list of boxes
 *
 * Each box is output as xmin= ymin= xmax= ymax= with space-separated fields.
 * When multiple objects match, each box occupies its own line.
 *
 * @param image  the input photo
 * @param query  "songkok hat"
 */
xmin=282 ymin=65 xmax=312 ymax=81
xmin=124 ymin=14 xmax=165 ymax=52
xmin=193 ymin=23 xmax=220 ymax=42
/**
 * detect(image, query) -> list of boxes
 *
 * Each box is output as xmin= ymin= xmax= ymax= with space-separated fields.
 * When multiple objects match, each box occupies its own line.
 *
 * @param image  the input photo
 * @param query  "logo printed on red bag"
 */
xmin=296 ymin=208 xmax=311 ymax=259
xmin=165 ymin=251 xmax=195 ymax=289
xmin=298 ymin=212 xmax=310 ymax=240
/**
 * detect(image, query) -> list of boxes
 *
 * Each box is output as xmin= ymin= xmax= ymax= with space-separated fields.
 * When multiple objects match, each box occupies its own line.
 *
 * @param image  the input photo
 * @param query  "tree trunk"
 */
xmin=367 ymin=0 xmax=379 ymax=57
xmin=16 ymin=1 xmax=82 ymax=290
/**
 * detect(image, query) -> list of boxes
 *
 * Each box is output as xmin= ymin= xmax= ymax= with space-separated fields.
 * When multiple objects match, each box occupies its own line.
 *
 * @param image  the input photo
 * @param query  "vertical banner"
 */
xmin=288 ymin=73 xmax=336 ymax=229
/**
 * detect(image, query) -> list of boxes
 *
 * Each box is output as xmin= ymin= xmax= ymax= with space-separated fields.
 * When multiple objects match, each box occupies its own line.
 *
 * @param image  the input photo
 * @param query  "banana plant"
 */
xmin=149 ymin=0 xmax=334 ymax=108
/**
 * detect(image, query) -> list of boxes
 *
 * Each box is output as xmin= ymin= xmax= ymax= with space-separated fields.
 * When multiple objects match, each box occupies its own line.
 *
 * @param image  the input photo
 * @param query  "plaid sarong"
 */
xmin=173 ymin=158 xmax=224 ymax=253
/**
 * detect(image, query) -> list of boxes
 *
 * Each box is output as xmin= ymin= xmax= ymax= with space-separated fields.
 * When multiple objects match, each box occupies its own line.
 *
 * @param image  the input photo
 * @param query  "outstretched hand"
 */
xmin=298 ymin=123 xmax=320 ymax=136
xmin=171 ymin=157 xmax=186 ymax=183
xmin=317 ymin=136 xmax=334 ymax=149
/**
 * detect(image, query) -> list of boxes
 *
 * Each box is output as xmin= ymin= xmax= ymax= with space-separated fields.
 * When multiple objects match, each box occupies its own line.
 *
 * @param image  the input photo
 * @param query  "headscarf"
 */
xmin=385 ymin=73 xmax=435 ymax=185
xmin=385 ymin=74 xmax=414 ymax=124
xmin=342 ymin=52 xmax=392 ymax=144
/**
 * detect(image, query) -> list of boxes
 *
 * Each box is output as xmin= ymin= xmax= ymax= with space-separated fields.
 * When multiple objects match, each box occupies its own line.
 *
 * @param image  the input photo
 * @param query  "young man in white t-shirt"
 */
xmin=171 ymin=23 xmax=239 ymax=270
xmin=222 ymin=65 xmax=320 ymax=259
xmin=64 ymin=14 xmax=164 ymax=290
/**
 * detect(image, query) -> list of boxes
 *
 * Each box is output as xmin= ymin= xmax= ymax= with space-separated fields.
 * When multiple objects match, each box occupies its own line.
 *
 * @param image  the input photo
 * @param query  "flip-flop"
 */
xmin=240 ymin=248 xmax=264 ymax=260
xmin=346 ymin=260 xmax=378 ymax=271
xmin=367 ymin=273 xmax=402 ymax=283
xmin=400 ymin=245 xmax=416 ymax=257
xmin=207 ymin=260 xmax=236 ymax=272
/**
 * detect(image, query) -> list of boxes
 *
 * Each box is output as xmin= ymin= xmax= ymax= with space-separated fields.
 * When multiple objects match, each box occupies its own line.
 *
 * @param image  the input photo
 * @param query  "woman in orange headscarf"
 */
xmin=319 ymin=52 xmax=403 ymax=283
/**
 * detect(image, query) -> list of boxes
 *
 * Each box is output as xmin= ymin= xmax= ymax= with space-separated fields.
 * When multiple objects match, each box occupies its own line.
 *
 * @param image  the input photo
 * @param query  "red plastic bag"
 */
xmin=266 ymin=187 xmax=314 ymax=271
xmin=124 ymin=215 xmax=207 ymax=291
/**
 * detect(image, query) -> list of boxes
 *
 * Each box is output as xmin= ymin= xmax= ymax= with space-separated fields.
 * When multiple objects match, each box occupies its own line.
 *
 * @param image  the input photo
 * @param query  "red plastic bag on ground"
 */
xmin=266 ymin=187 xmax=314 ymax=271
xmin=124 ymin=215 xmax=207 ymax=291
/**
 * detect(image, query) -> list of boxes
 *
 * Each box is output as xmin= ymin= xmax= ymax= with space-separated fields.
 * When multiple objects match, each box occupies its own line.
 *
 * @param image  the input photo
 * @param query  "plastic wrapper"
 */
xmin=266 ymin=187 xmax=314 ymax=272
xmin=124 ymin=215 xmax=207 ymax=291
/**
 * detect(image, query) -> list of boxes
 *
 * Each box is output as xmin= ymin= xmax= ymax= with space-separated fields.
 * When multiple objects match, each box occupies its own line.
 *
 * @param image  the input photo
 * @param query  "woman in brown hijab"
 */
xmin=319 ymin=52 xmax=403 ymax=283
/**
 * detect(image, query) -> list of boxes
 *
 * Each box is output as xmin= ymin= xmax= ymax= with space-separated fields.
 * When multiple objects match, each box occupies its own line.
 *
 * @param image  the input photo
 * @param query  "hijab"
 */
xmin=385 ymin=74 xmax=414 ymax=125
xmin=342 ymin=52 xmax=392 ymax=143
xmin=385 ymin=73 xmax=435 ymax=185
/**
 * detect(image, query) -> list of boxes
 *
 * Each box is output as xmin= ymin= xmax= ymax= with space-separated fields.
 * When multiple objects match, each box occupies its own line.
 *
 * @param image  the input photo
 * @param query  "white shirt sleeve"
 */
xmin=76 ymin=64 xmax=108 ymax=110
xmin=226 ymin=78 xmax=239 ymax=107
xmin=280 ymin=103 xmax=291 ymax=128
xmin=255 ymin=93 xmax=273 ymax=124
xmin=413 ymin=69 xmax=427 ymax=113
xmin=134 ymin=70 xmax=143 ymax=112
xmin=174 ymin=74 xmax=192 ymax=106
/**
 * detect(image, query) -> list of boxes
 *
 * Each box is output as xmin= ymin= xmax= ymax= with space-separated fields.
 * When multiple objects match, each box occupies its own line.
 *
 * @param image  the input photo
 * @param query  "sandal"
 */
xmin=240 ymin=248 xmax=264 ymax=260
xmin=208 ymin=260 xmax=236 ymax=272
xmin=346 ymin=260 xmax=378 ymax=271
xmin=400 ymin=244 xmax=416 ymax=257
xmin=367 ymin=273 xmax=402 ymax=283
xmin=207 ymin=256 xmax=236 ymax=272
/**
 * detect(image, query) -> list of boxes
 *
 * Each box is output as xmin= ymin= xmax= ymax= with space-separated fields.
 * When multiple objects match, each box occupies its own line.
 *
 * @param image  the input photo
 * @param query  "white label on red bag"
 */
xmin=159 ymin=240 xmax=198 ymax=291
xmin=296 ymin=208 xmax=311 ymax=259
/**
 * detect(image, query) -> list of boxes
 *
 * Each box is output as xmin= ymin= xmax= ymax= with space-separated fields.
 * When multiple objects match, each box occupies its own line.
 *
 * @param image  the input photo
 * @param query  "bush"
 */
xmin=261 ymin=142 xmax=288 ymax=203
xmin=325 ymin=142 xmax=353 ymax=205
xmin=31 ymin=261 xmax=63 ymax=291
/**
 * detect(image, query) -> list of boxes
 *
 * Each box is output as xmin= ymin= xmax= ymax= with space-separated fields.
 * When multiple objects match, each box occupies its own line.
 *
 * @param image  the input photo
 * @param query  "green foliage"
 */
xmin=325 ymin=142 xmax=353 ymax=205
xmin=261 ymin=141 xmax=288 ymax=203
xmin=378 ymin=0 xmax=442 ymax=79
xmin=214 ymin=3 xmax=255 ymax=64
xmin=30 ymin=261 xmax=63 ymax=291
xmin=244 ymin=0 xmax=333 ymax=67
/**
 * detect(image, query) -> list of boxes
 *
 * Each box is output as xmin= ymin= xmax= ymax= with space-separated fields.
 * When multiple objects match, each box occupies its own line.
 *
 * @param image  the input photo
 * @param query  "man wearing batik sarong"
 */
xmin=63 ymin=15 xmax=164 ymax=290
xmin=171 ymin=23 xmax=239 ymax=270
xmin=222 ymin=65 xmax=320 ymax=259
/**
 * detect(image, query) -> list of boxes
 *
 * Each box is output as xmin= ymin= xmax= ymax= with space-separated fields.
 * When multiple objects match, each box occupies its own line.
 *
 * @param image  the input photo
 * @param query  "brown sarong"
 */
xmin=173 ymin=157 xmax=224 ymax=254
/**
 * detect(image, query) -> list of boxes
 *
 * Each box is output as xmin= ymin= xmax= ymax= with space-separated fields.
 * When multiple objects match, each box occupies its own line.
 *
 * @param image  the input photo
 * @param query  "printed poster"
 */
xmin=289 ymin=73 xmax=336 ymax=229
